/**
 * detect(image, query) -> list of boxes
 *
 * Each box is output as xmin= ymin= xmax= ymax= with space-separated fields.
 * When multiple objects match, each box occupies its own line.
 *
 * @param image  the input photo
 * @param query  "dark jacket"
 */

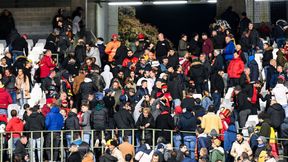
xmin=14 ymin=140 xmax=27 ymax=160
xmin=65 ymin=111 xmax=80 ymax=133
xmin=25 ymin=112 xmax=45 ymax=139
xmin=168 ymin=74 xmax=184 ymax=100
xmin=210 ymin=73 xmax=225 ymax=96
xmin=91 ymin=101 xmax=108 ymax=130
xmin=188 ymin=39 xmax=201 ymax=56
xmin=178 ymin=111 xmax=197 ymax=136
xmin=79 ymin=78 xmax=98 ymax=100
xmin=240 ymin=35 xmax=252 ymax=52
xmin=75 ymin=44 xmax=86 ymax=64
xmin=113 ymin=109 xmax=135 ymax=133
xmin=189 ymin=62 xmax=208 ymax=84
xmin=181 ymin=97 xmax=195 ymax=110
xmin=44 ymin=33 xmax=58 ymax=53
xmin=239 ymin=17 xmax=251 ymax=35
xmin=155 ymin=112 xmax=175 ymax=141
xmin=156 ymin=40 xmax=171 ymax=58
xmin=249 ymin=29 xmax=259 ymax=47
xmin=212 ymin=34 xmax=225 ymax=49
xmin=211 ymin=54 xmax=224 ymax=74
xmin=136 ymin=113 xmax=155 ymax=140
xmin=12 ymin=36 xmax=28 ymax=55
xmin=267 ymin=103 xmax=285 ymax=130
xmin=2 ymin=75 xmax=16 ymax=90
xmin=235 ymin=91 xmax=252 ymax=111
xmin=99 ymin=153 xmax=118 ymax=162
xmin=262 ymin=47 xmax=273 ymax=67
xmin=280 ymin=118 xmax=288 ymax=146
xmin=114 ymin=44 xmax=128 ymax=65
xmin=248 ymin=59 xmax=259 ymax=82
xmin=67 ymin=152 xmax=82 ymax=162
xmin=259 ymin=120 xmax=271 ymax=138
xmin=266 ymin=65 xmax=277 ymax=90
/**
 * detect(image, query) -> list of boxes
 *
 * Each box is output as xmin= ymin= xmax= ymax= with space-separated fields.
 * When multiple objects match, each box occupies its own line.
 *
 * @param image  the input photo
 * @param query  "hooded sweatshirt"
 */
xmin=6 ymin=117 xmax=24 ymax=138
xmin=101 ymin=65 xmax=114 ymax=90
xmin=45 ymin=106 xmax=64 ymax=130
xmin=210 ymin=147 xmax=225 ymax=162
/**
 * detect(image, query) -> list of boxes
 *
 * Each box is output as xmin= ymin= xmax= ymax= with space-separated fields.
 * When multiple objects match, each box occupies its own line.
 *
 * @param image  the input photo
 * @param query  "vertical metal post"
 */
xmin=0 ymin=133 xmax=3 ymax=162
xmin=30 ymin=132 xmax=33 ymax=162
xmin=152 ymin=129 xmax=155 ymax=150
xmin=61 ymin=131 xmax=64 ymax=162
xmin=132 ymin=129 xmax=135 ymax=146
xmin=41 ymin=131 xmax=43 ymax=162
xmin=91 ymin=130 xmax=94 ymax=150
xmin=170 ymin=130 xmax=173 ymax=148
xmin=101 ymin=131 xmax=104 ymax=153
xmin=51 ymin=131 xmax=53 ymax=161
xmin=10 ymin=132 xmax=13 ymax=162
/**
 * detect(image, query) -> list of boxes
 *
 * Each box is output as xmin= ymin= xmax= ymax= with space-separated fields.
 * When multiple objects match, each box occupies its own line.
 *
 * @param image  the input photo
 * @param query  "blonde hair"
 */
xmin=142 ymin=107 xmax=151 ymax=114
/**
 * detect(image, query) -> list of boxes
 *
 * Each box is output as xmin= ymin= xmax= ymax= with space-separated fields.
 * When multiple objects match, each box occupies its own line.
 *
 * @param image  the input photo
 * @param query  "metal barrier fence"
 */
xmin=1 ymin=128 xmax=288 ymax=162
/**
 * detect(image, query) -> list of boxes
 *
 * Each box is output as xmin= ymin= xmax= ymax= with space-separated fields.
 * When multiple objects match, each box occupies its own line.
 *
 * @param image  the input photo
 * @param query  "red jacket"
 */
xmin=202 ymin=38 xmax=214 ymax=55
xmin=6 ymin=117 xmax=24 ymax=138
xmin=40 ymin=55 xmax=56 ymax=78
xmin=122 ymin=57 xmax=138 ymax=67
xmin=0 ymin=88 xmax=12 ymax=109
xmin=227 ymin=57 xmax=244 ymax=79
xmin=41 ymin=104 xmax=51 ymax=117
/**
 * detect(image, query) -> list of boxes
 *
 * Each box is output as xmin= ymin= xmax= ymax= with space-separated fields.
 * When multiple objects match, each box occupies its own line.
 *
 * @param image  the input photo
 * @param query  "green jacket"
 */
xmin=209 ymin=147 xmax=225 ymax=162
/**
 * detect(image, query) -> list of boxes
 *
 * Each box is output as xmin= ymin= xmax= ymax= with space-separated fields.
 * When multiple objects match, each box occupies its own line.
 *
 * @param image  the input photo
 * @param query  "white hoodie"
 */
xmin=87 ymin=47 xmax=101 ymax=67
xmin=101 ymin=65 xmax=114 ymax=89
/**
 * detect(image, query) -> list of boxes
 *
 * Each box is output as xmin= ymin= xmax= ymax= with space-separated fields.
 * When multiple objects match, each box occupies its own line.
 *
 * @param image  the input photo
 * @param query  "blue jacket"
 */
xmin=45 ymin=106 xmax=64 ymax=130
xmin=223 ymin=124 xmax=237 ymax=152
xmin=178 ymin=111 xmax=197 ymax=136
xmin=224 ymin=41 xmax=235 ymax=61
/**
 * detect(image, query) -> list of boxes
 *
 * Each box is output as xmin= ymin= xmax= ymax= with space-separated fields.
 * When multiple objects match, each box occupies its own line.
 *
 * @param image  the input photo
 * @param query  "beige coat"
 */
xmin=15 ymin=76 xmax=30 ymax=99
xmin=230 ymin=140 xmax=253 ymax=160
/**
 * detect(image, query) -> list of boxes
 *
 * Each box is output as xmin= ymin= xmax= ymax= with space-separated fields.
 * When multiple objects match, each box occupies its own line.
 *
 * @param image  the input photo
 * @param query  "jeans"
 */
xmin=212 ymin=92 xmax=221 ymax=112
xmin=281 ymin=104 xmax=288 ymax=118
xmin=243 ymin=52 xmax=249 ymax=66
xmin=83 ymin=133 xmax=91 ymax=146
xmin=173 ymin=134 xmax=182 ymax=149
xmin=66 ymin=134 xmax=72 ymax=148
xmin=12 ymin=51 xmax=24 ymax=63
xmin=8 ymin=90 xmax=17 ymax=104
xmin=29 ymin=138 xmax=43 ymax=162
xmin=18 ymin=90 xmax=28 ymax=108
xmin=12 ymin=138 xmax=20 ymax=149
xmin=239 ymin=109 xmax=251 ymax=128
xmin=183 ymin=135 xmax=196 ymax=161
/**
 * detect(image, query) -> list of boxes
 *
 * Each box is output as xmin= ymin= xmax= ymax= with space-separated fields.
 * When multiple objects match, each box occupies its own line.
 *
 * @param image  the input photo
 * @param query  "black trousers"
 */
xmin=45 ymin=132 xmax=60 ymax=161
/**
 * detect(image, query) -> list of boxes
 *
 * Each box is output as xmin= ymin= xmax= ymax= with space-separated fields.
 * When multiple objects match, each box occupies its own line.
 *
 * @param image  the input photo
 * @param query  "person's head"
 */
xmin=179 ymin=144 xmax=187 ymax=152
xmin=142 ymin=108 xmax=150 ymax=118
xmin=234 ymin=86 xmax=242 ymax=95
xmin=211 ymin=30 xmax=217 ymax=37
xmin=5 ymin=52 xmax=12 ymax=59
xmin=225 ymin=36 xmax=231 ymax=44
xmin=151 ymin=153 xmax=160 ymax=162
xmin=118 ymin=70 xmax=124 ymax=78
xmin=277 ymin=77 xmax=285 ymax=84
xmin=196 ymin=127 xmax=204 ymax=135
xmin=200 ymin=148 xmax=208 ymax=156
xmin=212 ymin=139 xmax=221 ymax=148
xmin=20 ymin=135 xmax=28 ymax=145
xmin=244 ymin=67 xmax=250 ymax=75
xmin=236 ymin=133 xmax=244 ymax=142
xmin=11 ymin=109 xmax=17 ymax=117
xmin=236 ymin=44 xmax=242 ymax=51
xmin=141 ymin=80 xmax=148 ymax=88
xmin=73 ymin=132 xmax=81 ymax=141
xmin=17 ymin=68 xmax=24 ymax=76
xmin=218 ymin=70 xmax=224 ymax=77
xmin=125 ymin=154 xmax=132 ymax=162
xmin=258 ymin=111 xmax=269 ymax=123
xmin=181 ymin=34 xmax=187 ymax=41
xmin=23 ymin=103 xmax=30 ymax=110
xmin=81 ymin=103 xmax=89 ymax=112
xmin=112 ymin=81 xmax=120 ymax=89
xmin=49 ymin=70 xmax=56 ymax=79
xmin=60 ymin=109 xmax=66 ymax=118
xmin=25 ymin=60 xmax=32 ymax=68
xmin=162 ymin=57 xmax=169 ymax=65
xmin=208 ymin=105 xmax=215 ymax=113
xmin=111 ymin=34 xmax=118 ymax=41
xmin=214 ymin=50 xmax=220 ymax=57
xmin=257 ymin=136 xmax=267 ymax=145
xmin=70 ymin=108 xmax=77 ymax=114
xmin=85 ymin=57 xmax=93 ymax=66
xmin=270 ymin=59 xmax=276 ymax=67
xmin=202 ymin=33 xmax=207 ymax=40
xmin=4 ymin=69 xmax=11 ymax=76
xmin=263 ymin=42 xmax=270 ymax=50
xmin=127 ymin=50 xmax=134 ymax=57
xmin=122 ymin=136 xmax=129 ymax=143
xmin=45 ymin=50 xmax=52 ymax=57
xmin=1 ymin=58 xmax=6 ymax=65
xmin=277 ymin=65 xmax=283 ymax=73
xmin=158 ymin=33 xmax=164 ymax=41
xmin=108 ymin=140 xmax=118 ymax=151
xmin=69 ymin=144 xmax=79 ymax=153
xmin=199 ymin=53 xmax=206 ymax=62
xmin=241 ymin=12 xmax=247 ymax=18
xmin=248 ymin=23 xmax=254 ymax=30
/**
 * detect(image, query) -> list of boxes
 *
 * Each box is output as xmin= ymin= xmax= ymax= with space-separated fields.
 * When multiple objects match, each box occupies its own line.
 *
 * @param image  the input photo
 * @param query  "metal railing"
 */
xmin=1 ymin=128 xmax=288 ymax=161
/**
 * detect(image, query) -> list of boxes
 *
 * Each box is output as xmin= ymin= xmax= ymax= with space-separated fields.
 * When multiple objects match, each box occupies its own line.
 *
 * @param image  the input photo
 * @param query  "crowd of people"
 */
xmin=0 ymin=6 xmax=288 ymax=162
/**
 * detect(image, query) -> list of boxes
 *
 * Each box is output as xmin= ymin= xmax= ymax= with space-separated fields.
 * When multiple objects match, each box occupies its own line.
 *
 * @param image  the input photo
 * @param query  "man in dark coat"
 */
xmin=14 ymin=135 xmax=29 ymax=161
xmin=155 ymin=33 xmax=171 ymax=61
xmin=168 ymin=72 xmax=184 ymax=105
xmin=234 ymin=86 xmax=252 ymax=128
xmin=267 ymin=103 xmax=285 ymax=133
xmin=189 ymin=59 xmax=208 ymax=93
xmin=91 ymin=100 xmax=108 ymax=140
xmin=65 ymin=108 xmax=80 ymax=147
xmin=177 ymin=106 xmax=197 ymax=161
xmin=211 ymin=50 xmax=224 ymax=74
xmin=155 ymin=107 xmax=175 ymax=142
xmin=44 ymin=28 xmax=59 ymax=53
xmin=210 ymin=70 xmax=225 ymax=110
xmin=11 ymin=34 xmax=28 ymax=60
xmin=113 ymin=102 xmax=135 ymax=142
xmin=258 ymin=112 xmax=271 ymax=138
xmin=280 ymin=118 xmax=288 ymax=161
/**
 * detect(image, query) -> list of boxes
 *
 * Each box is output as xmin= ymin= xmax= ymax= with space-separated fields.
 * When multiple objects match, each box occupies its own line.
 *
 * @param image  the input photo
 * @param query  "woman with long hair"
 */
xmin=15 ymin=68 xmax=30 ymax=107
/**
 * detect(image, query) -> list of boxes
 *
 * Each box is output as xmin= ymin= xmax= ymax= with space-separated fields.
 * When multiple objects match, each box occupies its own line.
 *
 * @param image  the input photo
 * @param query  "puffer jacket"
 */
xmin=6 ymin=117 xmax=24 ymax=138
xmin=79 ymin=78 xmax=98 ymax=100
xmin=91 ymin=101 xmax=108 ymax=130
xmin=227 ymin=57 xmax=244 ymax=79
xmin=45 ymin=106 xmax=64 ymax=130
xmin=39 ymin=55 xmax=56 ymax=79
xmin=65 ymin=111 xmax=80 ymax=133
xmin=189 ymin=62 xmax=208 ymax=84
xmin=267 ymin=103 xmax=285 ymax=130
xmin=90 ymin=72 xmax=106 ymax=92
